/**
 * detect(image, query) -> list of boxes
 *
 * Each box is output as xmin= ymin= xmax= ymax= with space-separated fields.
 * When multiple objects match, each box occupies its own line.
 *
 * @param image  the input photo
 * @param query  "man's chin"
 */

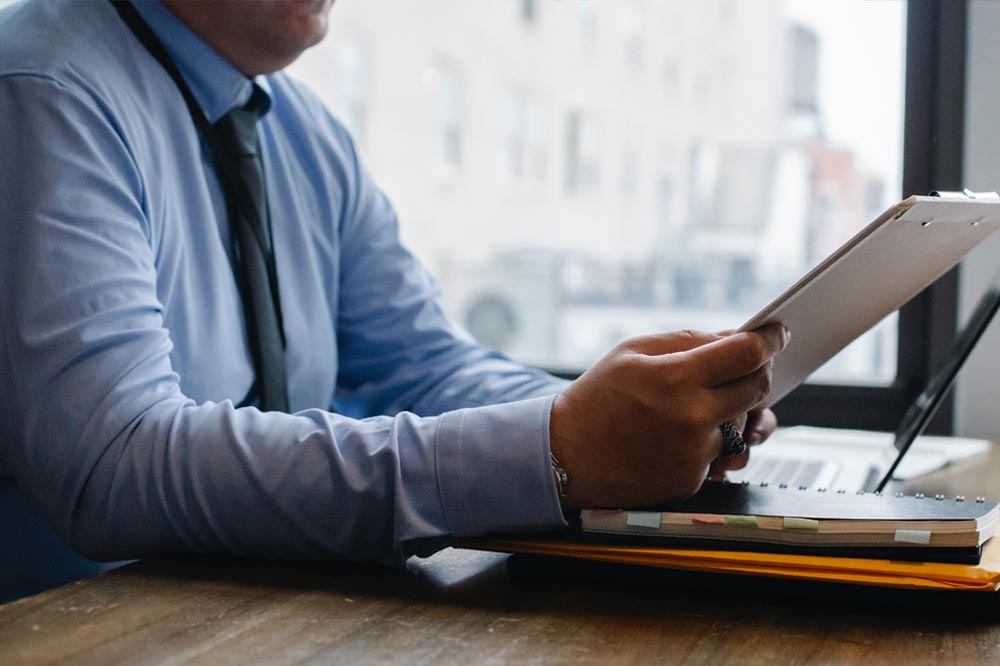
xmin=289 ymin=0 xmax=334 ymax=20
xmin=285 ymin=2 xmax=332 ymax=47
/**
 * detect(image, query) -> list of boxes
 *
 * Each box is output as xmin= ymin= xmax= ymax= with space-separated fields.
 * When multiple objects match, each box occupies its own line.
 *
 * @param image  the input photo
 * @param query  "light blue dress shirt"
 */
xmin=0 ymin=0 xmax=568 ymax=565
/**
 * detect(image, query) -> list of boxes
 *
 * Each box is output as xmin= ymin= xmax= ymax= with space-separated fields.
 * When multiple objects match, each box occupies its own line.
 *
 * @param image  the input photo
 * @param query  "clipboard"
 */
xmin=738 ymin=192 xmax=1000 ymax=406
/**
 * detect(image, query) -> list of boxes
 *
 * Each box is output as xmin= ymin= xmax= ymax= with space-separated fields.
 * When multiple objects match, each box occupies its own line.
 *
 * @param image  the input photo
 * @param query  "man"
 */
xmin=0 ymin=0 xmax=785 ymax=592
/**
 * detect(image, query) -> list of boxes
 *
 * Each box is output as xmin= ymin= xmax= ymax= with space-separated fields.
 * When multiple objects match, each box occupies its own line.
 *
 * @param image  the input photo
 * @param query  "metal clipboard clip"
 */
xmin=929 ymin=189 xmax=1000 ymax=200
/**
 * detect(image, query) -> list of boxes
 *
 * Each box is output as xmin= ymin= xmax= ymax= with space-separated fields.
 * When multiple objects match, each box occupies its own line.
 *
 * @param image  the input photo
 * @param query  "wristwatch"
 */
xmin=551 ymin=453 xmax=568 ymax=501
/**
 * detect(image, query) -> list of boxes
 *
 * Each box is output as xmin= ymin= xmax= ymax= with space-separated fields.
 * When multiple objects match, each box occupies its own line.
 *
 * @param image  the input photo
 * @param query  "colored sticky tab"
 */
xmin=783 ymin=517 xmax=820 ymax=531
xmin=895 ymin=529 xmax=932 ymax=545
xmin=691 ymin=514 xmax=726 ymax=525
xmin=723 ymin=515 xmax=759 ymax=528
xmin=626 ymin=511 xmax=662 ymax=529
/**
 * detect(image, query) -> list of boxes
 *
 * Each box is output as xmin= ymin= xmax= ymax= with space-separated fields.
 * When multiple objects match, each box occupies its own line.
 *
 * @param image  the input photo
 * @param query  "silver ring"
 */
xmin=719 ymin=421 xmax=747 ymax=457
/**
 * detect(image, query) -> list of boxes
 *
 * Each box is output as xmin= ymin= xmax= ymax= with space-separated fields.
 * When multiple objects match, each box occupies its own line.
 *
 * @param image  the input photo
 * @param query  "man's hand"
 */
xmin=706 ymin=406 xmax=777 ymax=481
xmin=549 ymin=324 xmax=788 ymax=510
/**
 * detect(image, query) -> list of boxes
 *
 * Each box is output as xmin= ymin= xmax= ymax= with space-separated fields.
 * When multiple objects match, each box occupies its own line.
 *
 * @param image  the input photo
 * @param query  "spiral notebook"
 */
xmin=579 ymin=481 xmax=999 ymax=564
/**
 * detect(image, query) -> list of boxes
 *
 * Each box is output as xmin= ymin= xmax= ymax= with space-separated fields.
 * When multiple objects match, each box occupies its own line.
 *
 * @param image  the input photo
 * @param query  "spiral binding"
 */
xmin=728 ymin=478 xmax=987 ymax=502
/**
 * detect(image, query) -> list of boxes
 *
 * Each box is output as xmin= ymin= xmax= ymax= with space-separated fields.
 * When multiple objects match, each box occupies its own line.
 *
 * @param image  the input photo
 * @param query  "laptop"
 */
xmin=728 ymin=192 xmax=1000 ymax=493
xmin=727 ymin=428 xmax=991 ymax=494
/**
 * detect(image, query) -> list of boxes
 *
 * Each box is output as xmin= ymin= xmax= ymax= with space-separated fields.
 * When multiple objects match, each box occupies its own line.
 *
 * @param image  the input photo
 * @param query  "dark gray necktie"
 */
xmin=214 ymin=91 xmax=290 ymax=412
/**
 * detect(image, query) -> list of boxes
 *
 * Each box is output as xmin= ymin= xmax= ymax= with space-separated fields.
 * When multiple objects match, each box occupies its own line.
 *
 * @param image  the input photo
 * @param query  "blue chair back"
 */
xmin=0 ymin=478 xmax=119 ymax=603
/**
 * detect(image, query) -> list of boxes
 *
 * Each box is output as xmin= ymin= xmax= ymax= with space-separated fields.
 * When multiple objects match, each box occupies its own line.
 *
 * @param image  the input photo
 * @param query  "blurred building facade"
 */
xmin=291 ymin=0 xmax=897 ymax=379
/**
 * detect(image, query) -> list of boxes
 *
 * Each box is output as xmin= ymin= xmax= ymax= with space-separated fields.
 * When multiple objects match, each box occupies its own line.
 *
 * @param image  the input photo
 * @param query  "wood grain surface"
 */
xmin=3 ymin=446 xmax=1000 ymax=666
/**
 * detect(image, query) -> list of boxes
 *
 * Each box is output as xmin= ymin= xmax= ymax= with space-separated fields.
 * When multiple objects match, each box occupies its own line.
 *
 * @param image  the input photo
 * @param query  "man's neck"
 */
xmin=160 ymin=2 xmax=283 ymax=77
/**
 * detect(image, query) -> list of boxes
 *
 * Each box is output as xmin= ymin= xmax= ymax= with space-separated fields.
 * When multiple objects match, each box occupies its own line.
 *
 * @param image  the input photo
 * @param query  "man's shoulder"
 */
xmin=266 ymin=72 xmax=361 ymax=174
xmin=267 ymin=73 xmax=355 ymax=147
xmin=0 ymin=0 xmax=178 ymax=155
xmin=0 ymin=0 xmax=119 ymax=84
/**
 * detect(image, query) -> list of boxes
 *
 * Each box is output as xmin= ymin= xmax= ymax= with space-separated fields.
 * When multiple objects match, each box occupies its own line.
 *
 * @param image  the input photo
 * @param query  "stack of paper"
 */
xmin=580 ymin=482 xmax=998 ymax=560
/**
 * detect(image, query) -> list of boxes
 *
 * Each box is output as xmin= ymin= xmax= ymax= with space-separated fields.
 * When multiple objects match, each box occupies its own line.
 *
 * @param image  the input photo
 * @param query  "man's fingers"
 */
xmin=708 ymin=409 xmax=776 ymax=482
xmin=745 ymin=407 xmax=777 ymax=446
xmin=682 ymin=324 xmax=788 ymax=387
xmin=727 ymin=411 xmax=748 ymax=438
xmin=622 ymin=329 xmax=723 ymax=356
xmin=708 ymin=448 xmax=750 ymax=476
xmin=706 ymin=365 xmax=773 ymax=422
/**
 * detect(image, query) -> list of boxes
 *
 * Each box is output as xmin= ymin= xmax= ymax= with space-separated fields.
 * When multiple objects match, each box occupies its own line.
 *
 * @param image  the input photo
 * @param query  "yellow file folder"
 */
xmin=469 ymin=535 xmax=1000 ymax=592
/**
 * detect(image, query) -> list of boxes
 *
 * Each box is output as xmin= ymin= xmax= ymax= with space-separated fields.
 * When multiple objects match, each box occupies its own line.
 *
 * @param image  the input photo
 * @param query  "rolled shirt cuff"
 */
xmin=435 ymin=395 xmax=567 ymax=538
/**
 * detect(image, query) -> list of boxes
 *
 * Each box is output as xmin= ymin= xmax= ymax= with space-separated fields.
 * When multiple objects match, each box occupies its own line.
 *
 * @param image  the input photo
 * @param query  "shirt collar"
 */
xmin=132 ymin=1 xmax=272 ymax=123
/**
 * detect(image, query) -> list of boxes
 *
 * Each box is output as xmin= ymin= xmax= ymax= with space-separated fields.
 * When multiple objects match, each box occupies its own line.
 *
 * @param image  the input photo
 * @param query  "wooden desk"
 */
xmin=3 ymin=446 xmax=1000 ymax=665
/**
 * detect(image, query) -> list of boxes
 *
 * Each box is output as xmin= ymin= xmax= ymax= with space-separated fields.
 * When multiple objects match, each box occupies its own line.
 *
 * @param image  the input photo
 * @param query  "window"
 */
xmin=525 ymin=100 xmax=547 ymax=183
xmin=620 ymin=148 xmax=638 ymax=198
xmin=521 ymin=0 xmax=536 ymax=25
xmin=292 ymin=1 xmax=966 ymax=431
xmin=504 ymin=93 xmax=547 ymax=185
xmin=789 ymin=24 xmax=820 ymax=116
xmin=437 ymin=63 xmax=464 ymax=174
xmin=655 ymin=177 xmax=673 ymax=237
xmin=622 ymin=2 xmax=644 ymax=69
xmin=577 ymin=3 xmax=598 ymax=54
xmin=564 ymin=111 xmax=601 ymax=194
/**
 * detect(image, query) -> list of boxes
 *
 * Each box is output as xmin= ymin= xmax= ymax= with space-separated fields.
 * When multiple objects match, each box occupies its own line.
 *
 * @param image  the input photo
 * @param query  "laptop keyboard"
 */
xmin=732 ymin=457 xmax=825 ymax=488
xmin=731 ymin=455 xmax=882 ymax=492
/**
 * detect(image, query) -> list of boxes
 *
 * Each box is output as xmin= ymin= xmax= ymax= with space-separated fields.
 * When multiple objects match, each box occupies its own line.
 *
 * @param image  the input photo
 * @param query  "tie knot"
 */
xmin=215 ymin=86 xmax=267 ymax=158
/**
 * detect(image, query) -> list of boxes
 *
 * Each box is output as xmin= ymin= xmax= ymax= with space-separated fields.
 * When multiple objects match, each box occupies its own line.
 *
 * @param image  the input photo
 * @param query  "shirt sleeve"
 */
xmin=0 ymin=73 xmax=566 ymax=565
xmin=331 ymin=118 xmax=571 ymax=417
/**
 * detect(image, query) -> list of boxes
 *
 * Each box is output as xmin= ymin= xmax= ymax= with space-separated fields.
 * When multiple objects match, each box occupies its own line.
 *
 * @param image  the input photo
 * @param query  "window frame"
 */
xmin=777 ymin=1 xmax=966 ymax=433
xmin=547 ymin=1 xmax=967 ymax=434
